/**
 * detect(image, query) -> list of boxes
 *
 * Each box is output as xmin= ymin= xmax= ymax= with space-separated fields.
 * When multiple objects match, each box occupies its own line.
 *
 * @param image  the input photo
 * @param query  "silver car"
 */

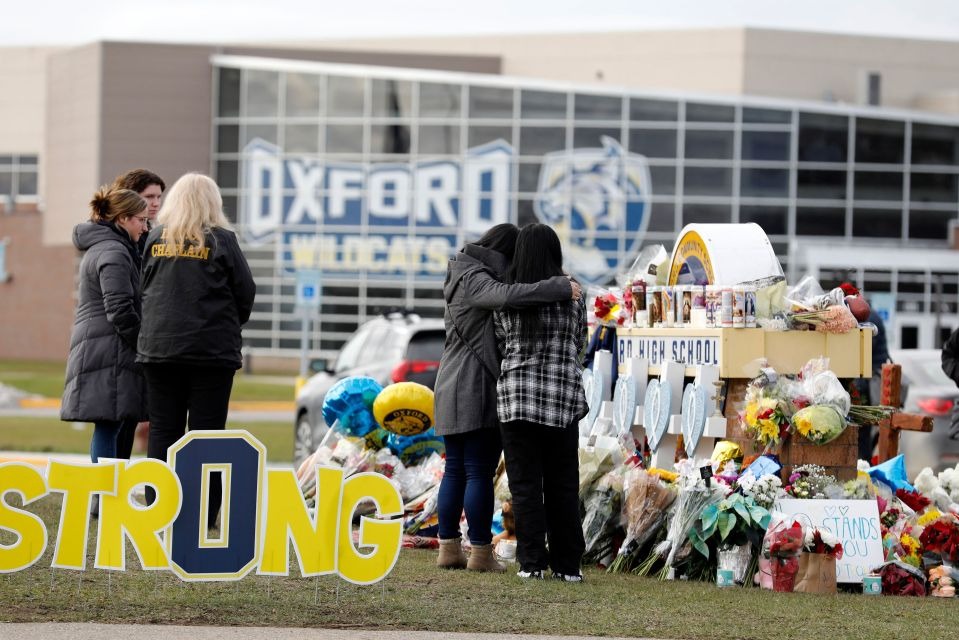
xmin=293 ymin=313 xmax=446 ymax=467
xmin=891 ymin=349 xmax=959 ymax=479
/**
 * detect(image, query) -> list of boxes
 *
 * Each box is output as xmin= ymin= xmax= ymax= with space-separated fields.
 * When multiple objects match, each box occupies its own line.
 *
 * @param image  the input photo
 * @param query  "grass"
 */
xmin=0 ymin=418 xmax=294 ymax=463
xmin=0 ymin=496 xmax=954 ymax=638
xmin=0 ymin=359 xmax=296 ymax=403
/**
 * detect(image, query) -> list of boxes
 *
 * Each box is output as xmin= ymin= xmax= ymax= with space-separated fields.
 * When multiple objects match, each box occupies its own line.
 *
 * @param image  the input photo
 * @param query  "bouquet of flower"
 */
xmin=791 ymin=405 xmax=848 ymax=445
xmin=793 ymin=526 xmax=843 ymax=593
xmin=913 ymin=464 xmax=959 ymax=511
xmin=784 ymin=464 xmax=838 ymax=499
xmin=929 ymin=565 xmax=957 ymax=598
xmin=803 ymin=527 xmax=843 ymax=559
xmin=593 ymin=292 xmax=623 ymax=325
xmin=878 ymin=560 xmax=927 ymax=596
xmin=607 ymin=467 xmax=676 ymax=573
xmin=736 ymin=473 xmax=784 ymax=510
xmin=919 ymin=516 xmax=959 ymax=564
xmin=740 ymin=374 xmax=791 ymax=449
xmin=847 ymin=405 xmax=895 ymax=427
xmin=791 ymin=304 xmax=858 ymax=334
xmin=686 ymin=491 xmax=770 ymax=584
xmin=763 ymin=519 xmax=805 ymax=592
xmin=895 ymin=488 xmax=932 ymax=514
xmin=582 ymin=468 xmax=625 ymax=567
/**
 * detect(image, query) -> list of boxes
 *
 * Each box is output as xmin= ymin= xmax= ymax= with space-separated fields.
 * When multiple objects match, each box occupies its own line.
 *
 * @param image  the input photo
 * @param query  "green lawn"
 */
xmin=0 ymin=359 xmax=295 ymax=402
xmin=0 ymin=495 xmax=954 ymax=638
xmin=0 ymin=418 xmax=294 ymax=463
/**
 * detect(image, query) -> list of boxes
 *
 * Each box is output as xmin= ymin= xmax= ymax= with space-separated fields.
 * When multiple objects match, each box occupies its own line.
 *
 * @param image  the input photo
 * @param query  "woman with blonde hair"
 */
xmin=61 ymin=187 xmax=150 ymax=481
xmin=137 ymin=173 xmax=255 ymax=528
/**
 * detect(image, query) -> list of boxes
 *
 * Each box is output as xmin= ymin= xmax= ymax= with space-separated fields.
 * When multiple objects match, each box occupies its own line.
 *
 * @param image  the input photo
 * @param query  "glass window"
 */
xmin=371 ymin=79 xmax=412 ymax=117
xmin=521 ymin=89 xmax=567 ymax=119
xmin=284 ymin=124 xmax=320 ymax=153
xmin=629 ymin=98 xmax=678 ymax=122
xmin=798 ymin=112 xmax=848 ymax=162
xmin=854 ymin=171 xmax=903 ymax=201
xmin=15 ymin=171 xmax=37 ymax=196
xmin=285 ymin=72 xmax=321 ymax=117
xmin=519 ymin=126 xmax=566 ymax=156
xmin=648 ymin=164 xmax=676 ymax=195
xmin=741 ymin=131 xmax=790 ymax=161
xmin=912 ymin=123 xmax=959 ymax=165
xmin=685 ymin=130 xmax=734 ymax=160
xmin=682 ymin=203 xmax=731 ymax=225
xmin=629 ymin=129 xmax=677 ymax=159
xmin=217 ymin=67 xmax=241 ymax=118
xmin=222 ymin=195 xmax=237 ymax=223
xmin=326 ymin=124 xmax=364 ymax=153
xmin=242 ymin=123 xmax=278 ymax=146
xmin=244 ymin=69 xmax=280 ymax=118
xmin=371 ymin=124 xmax=411 ymax=154
xmin=574 ymin=93 xmax=621 ymax=120
xmin=358 ymin=325 xmax=393 ymax=365
xmin=647 ymin=200 xmax=677 ymax=232
xmin=516 ymin=197 xmax=536 ymax=226
xmin=685 ymin=102 xmax=734 ymax=123
xmin=910 ymin=209 xmax=956 ymax=240
xmin=910 ymin=172 xmax=958 ymax=203
xmin=0 ymin=156 xmax=13 ymax=165
xmin=418 ymin=125 xmax=462 ymax=154
xmin=518 ymin=161 xmax=541 ymax=193
xmin=469 ymin=85 xmax=513 ymax=118
xmin=334 ymin=324 xmax=375 ymax=372
xmin=573 ymin=127 xmax=620 ymax=148
xmin=215 ymin=160 xmax=238 ymax=189
xmin=741 ymin=168 xmax=789 ymax=198
xmin=855 ymin=118 xmax=904 ymax=164
xmin=683 ymin=167 xmax=732 ymax=196
xmin=853 ymin=207 xmax=902 ymax=238
xmin=742 ymin=108 xmax=791 ymax=124
xmin=217 ymin=124 xmax=239 ymax=153
xmin=328 ymin=76 xmax=365 ymax=117
xmin=419 ymin=82 xmax=461 ymax=118
xmin=0 ymin=171 xmax=10 ymax=195
xmin=18 ymin=155 xmax=37 ymax=166
xmin=740 ymin=205 xmax=788 ymax=235
xmin=468 ymin=125 xmax=512 ymax=147
xmin=797 ymin=170 xmax=846 ymax=200
xmin=796 ymin=206 xmax=846 ymax=236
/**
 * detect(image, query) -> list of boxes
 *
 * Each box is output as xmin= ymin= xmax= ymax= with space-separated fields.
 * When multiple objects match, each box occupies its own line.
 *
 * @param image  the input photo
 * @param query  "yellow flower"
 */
xmin=759 ymin=418 xmax=780 ymax=445
xmin=918 ymin=509 xmax=943 ymax=526
xmin=901 ymin=534 xmax=920 ymax=556
xmin=793 ymin=414 xmax=812 ymax=437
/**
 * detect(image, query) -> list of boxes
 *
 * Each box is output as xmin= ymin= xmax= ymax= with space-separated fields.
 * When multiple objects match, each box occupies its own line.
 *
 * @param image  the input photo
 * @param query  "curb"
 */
xmin=18 ymin=398 xmax=295 ymax=412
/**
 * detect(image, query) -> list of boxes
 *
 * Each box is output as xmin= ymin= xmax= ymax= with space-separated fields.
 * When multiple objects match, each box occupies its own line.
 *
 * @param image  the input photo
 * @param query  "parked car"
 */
xmin=294 ymin=312 xmax=446 ymax=467
xmin=891 ymin=349 xmax=959 ymax=479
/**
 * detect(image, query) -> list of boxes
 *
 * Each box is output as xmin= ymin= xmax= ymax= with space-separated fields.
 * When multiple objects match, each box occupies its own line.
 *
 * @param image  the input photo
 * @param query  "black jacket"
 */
xmin=943 ymin=327 xmax=959 ymax=387
xmin=61 ymin=221 xmax=147 ymax=422
xmin=137 ymin=225 xmax=256 ymax=369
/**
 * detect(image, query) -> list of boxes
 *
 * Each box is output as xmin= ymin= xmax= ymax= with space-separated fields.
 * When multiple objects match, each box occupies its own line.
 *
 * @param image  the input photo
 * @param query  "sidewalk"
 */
xmin=17 ymin=397 xmax=295 ymax=412
xmin=0 ymin=624 xmax=648 ymax=640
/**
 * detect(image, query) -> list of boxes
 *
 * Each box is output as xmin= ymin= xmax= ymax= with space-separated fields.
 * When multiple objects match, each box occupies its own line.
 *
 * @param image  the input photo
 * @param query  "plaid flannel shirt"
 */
xmin=493 ymin=295 xmax=588 ymax=429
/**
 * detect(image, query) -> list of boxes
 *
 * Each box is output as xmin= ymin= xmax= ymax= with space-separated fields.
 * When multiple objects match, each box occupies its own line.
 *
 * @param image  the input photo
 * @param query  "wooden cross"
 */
xmin=875 ymin=363 xmax=934 ymax=462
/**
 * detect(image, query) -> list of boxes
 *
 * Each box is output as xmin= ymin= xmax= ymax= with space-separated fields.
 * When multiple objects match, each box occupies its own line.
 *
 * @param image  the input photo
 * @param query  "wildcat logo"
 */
xmin=534 ymin=137 xmax=651 ymax=285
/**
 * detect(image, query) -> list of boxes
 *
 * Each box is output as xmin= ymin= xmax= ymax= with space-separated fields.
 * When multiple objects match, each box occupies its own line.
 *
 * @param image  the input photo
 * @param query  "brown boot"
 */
xmin=467 ymin=543 xmax=506 ymax=573
xmin=437 ymin=538 xmax=468 ymax=569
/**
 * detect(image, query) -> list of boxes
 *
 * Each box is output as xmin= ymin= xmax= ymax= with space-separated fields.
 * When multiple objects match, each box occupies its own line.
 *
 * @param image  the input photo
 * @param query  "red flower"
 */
xmin=895 ymin=488 xmax=931 ymax=513
xmin=880 ymin=563 xmax=927 ymax=596
xmin=919 ymin=520 xmax=959 ymax=563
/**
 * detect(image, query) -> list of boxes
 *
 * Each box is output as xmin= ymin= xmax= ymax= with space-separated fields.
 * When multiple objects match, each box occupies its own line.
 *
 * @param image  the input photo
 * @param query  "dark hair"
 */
xmin=507 ymin=224 xmax=566 ymax=343
xmin=472 ymin=223 xmax=519 ymax=261
xmin=89 ymin=186 xmax=146 ymax=223
xmin=112 ymin=168 xmax=165 ymax=194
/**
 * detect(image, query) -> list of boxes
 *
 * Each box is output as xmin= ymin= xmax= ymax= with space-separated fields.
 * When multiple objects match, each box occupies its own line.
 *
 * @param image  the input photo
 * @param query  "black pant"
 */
xmin=143 ymin=363 xmax=235 ymax=527
xmin=500 ymin=419 xmax=585 ymax=575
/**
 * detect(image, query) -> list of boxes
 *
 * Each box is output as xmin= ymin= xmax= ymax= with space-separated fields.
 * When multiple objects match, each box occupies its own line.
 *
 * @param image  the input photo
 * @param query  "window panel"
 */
xmin=217 ymin=67 xmax=241 ymax=118
xmin=521 ymin=89 xmax=567 ymax=119
xmin=855 ymin=118 xmax=905 ymax=164
xmin=648 ymin=164 xmax=676 ymax=195
xmin=683 ymin=167 xmax=732 ymax=196
xmin=629 ymin=128 xmax=677 ymax=159
xmin=798 ymin=112 xmax=848 ymax=162
xmin=796 ymin=207 xmax=845 ymax=236
xmin=326 ymin=124 xmax=364 ymax=153
xmin=910 ymin=172 xmax=959 ymax=203
xmin=647 ymin=200 xmax=677 ymax=232
xmin=682 ymin=203 xmax=731 ymax=225
xmin=685 ymin=130 xmax=734 ymax=160
xmin=911 ymin=123 xmax=959 ymax=165
xmin=215 ymin=160 xmax=238 ymax=189
xmin=217 ymin=124 xmax=239 ymax=153
xmin=468 ymin=125 xmax=512 ymax=147
xmin=0 ymin=171 xmax=12 ymax=196
xmin=518 ymin=161 xmax=542 ymax=193
xmin=328 ymin=76 xmax=365 ymax=117
xmin=742 ymin=108 xmax=791 ymax=124
xmin=741 ymin=131 xmax=790 ymax=161
xmin=519 ymin=126 xmax=566 ymax=155
xmin=741 ymin=168 xmax=789 ymax=198
xmin=242 ymin=124 xmax=278 ymax=146
xmin=418 ymin=125 xmax=462 ymax=154
xmin=853 ymin=207 xmax=902 ymax=238
xmin=419 ymin=82 xmax=461 ymax=118
xmin=371 ymin=79 xmax=412 ymax=117
xmin=854 ymin=171 xmax=903 ymax=201
xmin=285 ymin=72 xmax=321 ymax=117
xmin=284 ymin=124 xmax=320 ymax=153
xmin=629 ymin=98 xmax=678 ymax=122
xmin=685 ymin=102 xmax=734 ymax=123
xmin=797 ymin=170 xmax=847 ymax=200
xmin=371 ymin=124 xmax=411 ymax=154
xmin=469 ymin=85 xmax=513 ymax=118
xmin=910 ymin=209 xmax=956 ymax=240
xmin=574 ymin=93 xmax=621 ymax=120
xmin=15 ymin=171 xmax=37 ymax=196
xmin=740 ymin=205 xmax=788 ymax=235
xmin=573 ymin=127 xmax=620 ymax=148
xmin=244 ymin=69 xmax=280 ymax=118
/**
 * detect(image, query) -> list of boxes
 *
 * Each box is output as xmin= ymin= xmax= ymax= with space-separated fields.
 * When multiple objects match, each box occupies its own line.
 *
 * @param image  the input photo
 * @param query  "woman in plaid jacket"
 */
xmin=494 ymin=223 xmax=588 ymax=582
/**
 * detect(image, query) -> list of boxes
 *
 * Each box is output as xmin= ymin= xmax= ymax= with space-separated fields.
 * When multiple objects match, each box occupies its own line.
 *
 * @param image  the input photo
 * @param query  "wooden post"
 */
xmin=876 ymin=363 xmax=934 ymax=463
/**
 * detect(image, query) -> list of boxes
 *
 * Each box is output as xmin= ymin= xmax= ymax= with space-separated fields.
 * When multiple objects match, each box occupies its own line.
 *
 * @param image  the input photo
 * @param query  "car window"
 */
xmin=334 ymin=323 xmax=375 ymax=372
xmin=901 ymin=355 xmax=952 ymax=387
xmin=357 ymin=324 xmax=395 ymax=366
xmin=406 ymin=330 xmax=446 ymax=361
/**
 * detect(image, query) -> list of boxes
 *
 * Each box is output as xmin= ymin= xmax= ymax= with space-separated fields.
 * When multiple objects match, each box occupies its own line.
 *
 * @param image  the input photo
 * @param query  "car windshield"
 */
xmin=899 ymin=353 xmax=953 ymax=387
xmin=406 ymin=330 xmax=445 ymax=360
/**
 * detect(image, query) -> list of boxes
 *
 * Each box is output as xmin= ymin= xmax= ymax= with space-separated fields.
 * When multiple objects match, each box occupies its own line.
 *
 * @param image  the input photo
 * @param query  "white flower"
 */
xmin=857 ymin=460 xmax=871 ymax=473
xmin=914 ymin=467 xmax=939 ymax=495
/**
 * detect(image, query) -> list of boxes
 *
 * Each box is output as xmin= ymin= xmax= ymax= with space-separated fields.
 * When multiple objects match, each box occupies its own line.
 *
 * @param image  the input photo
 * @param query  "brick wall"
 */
xmin=0 ymin=211 xmax=76 ymax=361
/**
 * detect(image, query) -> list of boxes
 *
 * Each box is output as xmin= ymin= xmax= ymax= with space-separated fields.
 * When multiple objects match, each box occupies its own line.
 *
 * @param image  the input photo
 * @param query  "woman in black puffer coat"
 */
xmin=61 ymin=187 xmax=150 ymax=464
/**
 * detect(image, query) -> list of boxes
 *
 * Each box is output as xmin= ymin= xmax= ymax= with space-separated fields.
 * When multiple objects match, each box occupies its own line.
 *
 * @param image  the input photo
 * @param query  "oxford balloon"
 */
xmin=322 ymin=376 xmax=383 ymax=437
xmin=372 ymin=382 xmax=435 ymax=436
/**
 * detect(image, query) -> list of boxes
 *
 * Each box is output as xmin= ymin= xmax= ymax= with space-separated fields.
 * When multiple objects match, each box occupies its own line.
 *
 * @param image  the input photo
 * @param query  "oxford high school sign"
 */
xmin=240 ymin=137 xmax=652 ymax=285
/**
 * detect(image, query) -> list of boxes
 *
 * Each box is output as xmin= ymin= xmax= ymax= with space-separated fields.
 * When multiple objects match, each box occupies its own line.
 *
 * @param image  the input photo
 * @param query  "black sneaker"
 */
xmin=516 ymin=568 xmax=545 ymax=580
xmin=552 ymin=572 xmax=583 ymax=583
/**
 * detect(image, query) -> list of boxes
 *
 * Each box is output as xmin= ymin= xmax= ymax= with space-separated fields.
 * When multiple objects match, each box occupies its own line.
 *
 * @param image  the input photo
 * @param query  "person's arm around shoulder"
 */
xmin=463 ymin=269 xmax=579 ymax=310
xmin=221 ymin=228 xmax=256 ymax=324
xmin=97 ymin=246 xmax=140 ymax=348
xmin=573 ymin=293 xmax=588 ymax=356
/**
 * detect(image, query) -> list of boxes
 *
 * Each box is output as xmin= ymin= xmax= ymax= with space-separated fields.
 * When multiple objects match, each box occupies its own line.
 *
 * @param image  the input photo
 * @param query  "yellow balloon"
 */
xmin=372 ymin=382 xmax=434 ymax=436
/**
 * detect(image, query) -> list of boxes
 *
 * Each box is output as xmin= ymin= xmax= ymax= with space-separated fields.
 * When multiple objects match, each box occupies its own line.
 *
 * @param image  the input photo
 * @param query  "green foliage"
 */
xmin=688 ymin=492 xmax=771 ymax=559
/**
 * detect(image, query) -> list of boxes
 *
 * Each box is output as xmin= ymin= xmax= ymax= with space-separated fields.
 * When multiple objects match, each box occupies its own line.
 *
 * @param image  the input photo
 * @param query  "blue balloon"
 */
xmin=322 ymin=376 xmax=383 ymax=437
xmin=386 ymin=429 xmax=445 ymax=465
xmin=867 ymin=454 xmax=916 ymax=493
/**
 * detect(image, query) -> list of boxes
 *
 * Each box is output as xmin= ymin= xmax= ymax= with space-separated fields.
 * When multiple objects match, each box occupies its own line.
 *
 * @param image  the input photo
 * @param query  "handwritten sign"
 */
xmin=617 ymin=335 xmax=719 ymax=367
xmin=775 ymin=499 xmax=883 ymax=583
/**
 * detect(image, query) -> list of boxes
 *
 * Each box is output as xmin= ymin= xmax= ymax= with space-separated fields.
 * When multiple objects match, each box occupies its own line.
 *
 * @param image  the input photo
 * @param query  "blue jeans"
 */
xmin=90 ymin=419 xmax=138 ymax=463
xmin=437 ymin=428 xmax=502 ymax=545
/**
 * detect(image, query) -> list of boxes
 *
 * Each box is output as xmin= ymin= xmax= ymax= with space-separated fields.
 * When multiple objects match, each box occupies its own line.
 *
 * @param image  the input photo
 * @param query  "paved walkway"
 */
xmin=1 ymin=624 xmax=651 ymax=640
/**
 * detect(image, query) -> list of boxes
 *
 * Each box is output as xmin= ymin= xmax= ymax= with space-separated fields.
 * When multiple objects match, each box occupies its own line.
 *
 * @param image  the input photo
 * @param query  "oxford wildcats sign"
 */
xmin=240 ymin=137 xmax=651 ymax=285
